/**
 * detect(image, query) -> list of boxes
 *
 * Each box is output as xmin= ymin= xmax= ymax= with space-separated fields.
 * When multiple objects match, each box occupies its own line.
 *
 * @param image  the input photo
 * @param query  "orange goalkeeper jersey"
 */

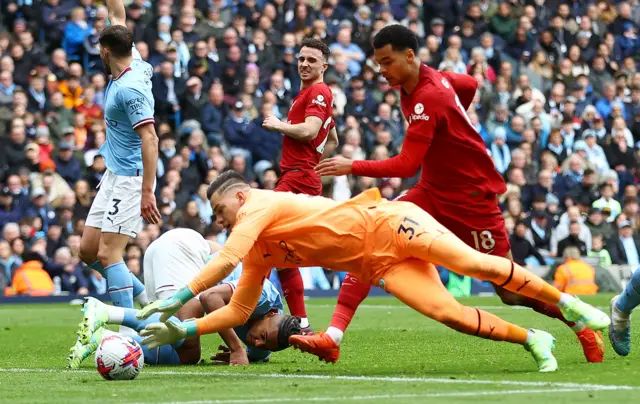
xmin=188 ymin=188 xmax=384 ymax=335
xmin=188 ymin=187 xmax=447 ymax=336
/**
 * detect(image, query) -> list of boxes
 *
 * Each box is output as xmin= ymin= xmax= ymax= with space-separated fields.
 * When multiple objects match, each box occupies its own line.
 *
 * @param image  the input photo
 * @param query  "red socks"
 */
xmin=277 ymin=268 xmax=307 ymax=318
xmin=519 ymin=297 xmax=576 ymax=327
xmin=329 ymin=273 xmax=371 ymax=331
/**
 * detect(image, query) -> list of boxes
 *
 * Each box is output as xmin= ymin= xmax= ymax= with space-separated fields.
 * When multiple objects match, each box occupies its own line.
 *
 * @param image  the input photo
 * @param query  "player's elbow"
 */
xmin=301 ymin=129 xmax=318 ymax=142
xmin=142 ymin=131 xmax=158 ymax=147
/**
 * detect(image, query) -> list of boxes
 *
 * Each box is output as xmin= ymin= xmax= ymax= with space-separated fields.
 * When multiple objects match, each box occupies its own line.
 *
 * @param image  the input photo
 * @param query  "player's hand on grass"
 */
xmin=140 ymin=319 xmax=187 ymax=349
xmin=315 ymin=155 xmax=354 ymax=177
xmin=141 ymin=189 xmax=161 ymax=224
xmin=262 ymin=115 xmax=282 ymax=132
xmin=211 ymin=345 xmax=249 ymax=366
xmin=211 ymin=345 xmax=231 ymax=364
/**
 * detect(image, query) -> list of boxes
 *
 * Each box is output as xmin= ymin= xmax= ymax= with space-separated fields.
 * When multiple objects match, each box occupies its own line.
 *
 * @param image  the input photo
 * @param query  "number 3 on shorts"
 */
xmin=471 ymin=230 xmax=495 ymax=251
xmin=108 ymin=198 xmax=122 ymax=217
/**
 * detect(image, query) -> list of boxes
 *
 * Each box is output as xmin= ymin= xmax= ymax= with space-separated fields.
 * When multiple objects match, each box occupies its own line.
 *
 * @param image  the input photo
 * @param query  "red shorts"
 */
xmin=274 ymin=169 xmax=322 ymax=196
xmin=398 ymin=185 xmax=511 ymax=257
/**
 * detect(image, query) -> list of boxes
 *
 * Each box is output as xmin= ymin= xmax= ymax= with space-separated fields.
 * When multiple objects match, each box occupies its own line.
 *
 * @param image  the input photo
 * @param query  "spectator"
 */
xmin=330 ymin=27 xmax=365 ymax=77
xmin=510 ymin=220 xmax=546 ymax=267
xmin=553 ymin=246 xmax=598 ymax=295
xmin=557 ymin=221 xmax=589 ymax=257
xmin=62 ymin=8 xmax=92 ymax=60
xmin=585 ymin=207 xmax=614 ymax=240
xmin=180 ymin=76 xmax=207 ymax=122
xmin=6 ymin=251 xmax=54 ymax=296
xmin=489 ymin=128 xmax=510 ymax=174
xmin=53 ymin=142 xmax=82 ymax=186
xmin=6 ymin=118 xmax=28 ymax=172
xmin=525 ymin=210 xmax=554 ymax=253
xmin=223 ymin=101 xmax=254 ymax=163
xmin=0 ymin=187 xmax=21 ymax=229
xmin=52 ymin=246 xmax=89 ymax=295
xmin=0 ymin=239 xmax=20 ymax=290
xmin=593 ymin=182 xmax=622 ymax=222
xmin=201 ymin=83 xmax=228 ymax=146
xmin=607 ymin=220 xmax=640 ymax=265
xmin=490 ymin=2 xmax=517 ymax=42
xmin=588 ymin=234 xmax=613 ymax=267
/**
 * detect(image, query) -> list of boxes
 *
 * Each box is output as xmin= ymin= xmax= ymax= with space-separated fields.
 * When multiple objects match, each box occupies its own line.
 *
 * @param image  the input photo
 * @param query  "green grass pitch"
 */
xmin=0 ymin=294 xmax=638 ymax=403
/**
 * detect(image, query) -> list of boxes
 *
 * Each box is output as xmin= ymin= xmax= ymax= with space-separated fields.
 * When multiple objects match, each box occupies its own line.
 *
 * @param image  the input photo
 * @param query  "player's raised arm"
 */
xmin=263 ymin=115 xmax=323 ymax=142
xmin=105 ymin=0 xmax=126 ymax=26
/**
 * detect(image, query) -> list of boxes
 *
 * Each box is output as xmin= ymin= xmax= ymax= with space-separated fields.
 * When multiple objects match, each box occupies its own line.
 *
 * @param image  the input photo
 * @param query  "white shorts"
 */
xmin=143 ymin=228 xmax=211 ymax=302
xmin=85 ymin=170 xmax=143 ymax=238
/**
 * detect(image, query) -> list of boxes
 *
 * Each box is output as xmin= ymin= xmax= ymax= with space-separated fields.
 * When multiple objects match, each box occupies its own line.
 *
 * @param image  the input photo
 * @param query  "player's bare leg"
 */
xmin=79 ymin=226 xmax=101 ymax=270
xmin=276 ymin=267 xmax=311 ymax=333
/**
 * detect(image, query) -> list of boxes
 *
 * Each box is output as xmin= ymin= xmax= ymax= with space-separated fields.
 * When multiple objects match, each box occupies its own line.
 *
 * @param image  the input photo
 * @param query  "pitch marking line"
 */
xmin=305 ymin=304 xmax=527 ymax=310
xmin=0 ymin=368 xmax=634 ymax=391
xmin=136 ymin=388 xmax=625 ymax=404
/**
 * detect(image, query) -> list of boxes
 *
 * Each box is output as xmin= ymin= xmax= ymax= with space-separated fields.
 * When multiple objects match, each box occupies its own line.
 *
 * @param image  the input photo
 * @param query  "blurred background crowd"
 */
xmin=0 ymin=0 xmax=639 ymax=297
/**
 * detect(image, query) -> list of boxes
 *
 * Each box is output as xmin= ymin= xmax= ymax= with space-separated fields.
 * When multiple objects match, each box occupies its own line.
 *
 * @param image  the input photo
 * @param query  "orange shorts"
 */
xmin=366 ymin=201 xmax=451 ymax=286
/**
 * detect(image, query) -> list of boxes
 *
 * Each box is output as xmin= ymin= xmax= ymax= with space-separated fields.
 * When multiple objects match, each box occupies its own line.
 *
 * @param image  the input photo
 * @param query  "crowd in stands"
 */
xmin=0 ymin=0 xmax=639 ymax=296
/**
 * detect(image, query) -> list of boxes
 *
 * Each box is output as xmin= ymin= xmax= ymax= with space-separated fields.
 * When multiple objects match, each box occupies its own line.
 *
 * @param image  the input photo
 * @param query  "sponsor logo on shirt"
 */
xmin=408 ymin=103 xmax=430 ymax=124
xmin=125 ymin=97 xmax=146 ymax=115
xmin=312 ymin=94 xmax=327 ymax=107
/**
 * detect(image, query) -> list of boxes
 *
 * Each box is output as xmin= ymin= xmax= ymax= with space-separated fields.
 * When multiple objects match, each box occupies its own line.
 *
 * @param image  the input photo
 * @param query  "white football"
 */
xmin=95 ymin=334 xmax=144 ymax=380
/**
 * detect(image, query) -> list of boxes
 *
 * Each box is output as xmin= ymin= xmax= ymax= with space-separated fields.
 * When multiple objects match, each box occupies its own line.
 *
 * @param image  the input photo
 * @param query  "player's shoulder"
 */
xmin=413 ymin=71 xmax=452 ymax=107
xmin=120 ymin=60 xmax=153 ymax=87
xmin=308 ymin=82 xmax=333 ymax=98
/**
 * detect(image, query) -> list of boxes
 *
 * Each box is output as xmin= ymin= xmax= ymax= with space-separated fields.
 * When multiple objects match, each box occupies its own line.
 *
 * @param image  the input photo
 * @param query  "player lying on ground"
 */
xmin=78 ymin=0 xmax=160 ymax=324
xmin=137 ymin=171 xmax=610 ymax=372
xmin=609 ymin=266 xmax=640 ymax=356
xmin=67 ymin=228 xmax=300 ymax=368
xmin=312 ymin=23 xmax=604 ymax=363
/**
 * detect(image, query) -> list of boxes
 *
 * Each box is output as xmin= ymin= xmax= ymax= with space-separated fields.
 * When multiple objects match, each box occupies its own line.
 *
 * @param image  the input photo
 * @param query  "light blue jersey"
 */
xmin=206 ymin=252 xmax=283 ymax=362
xmin=101 ymin=48 xmax=155 ymax=176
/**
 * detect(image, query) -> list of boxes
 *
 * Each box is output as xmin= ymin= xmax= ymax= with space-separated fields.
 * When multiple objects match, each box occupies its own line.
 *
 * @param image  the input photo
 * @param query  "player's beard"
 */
xmin=101 ymin=54 xmax=111 ymax=76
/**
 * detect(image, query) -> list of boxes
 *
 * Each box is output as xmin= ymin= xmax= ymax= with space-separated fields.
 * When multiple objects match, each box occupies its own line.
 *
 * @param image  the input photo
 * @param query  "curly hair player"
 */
xmin=136 ymin=171 xmax=610 ymax=373
xmin=306 ymin=24 xmax=605 ymax=363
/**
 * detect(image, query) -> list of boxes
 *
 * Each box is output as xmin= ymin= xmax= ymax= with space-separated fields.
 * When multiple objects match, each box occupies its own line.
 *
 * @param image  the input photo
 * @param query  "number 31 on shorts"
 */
xmin=471 ymin=230 xmax=495 ymax=252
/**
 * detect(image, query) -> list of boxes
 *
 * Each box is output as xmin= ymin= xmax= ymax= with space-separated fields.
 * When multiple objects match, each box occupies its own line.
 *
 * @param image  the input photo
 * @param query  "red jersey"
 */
xmin=352 ymin=65 xmax=506 ymax=199
xmin=280 ymin=82 xmax=334 ymax=173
